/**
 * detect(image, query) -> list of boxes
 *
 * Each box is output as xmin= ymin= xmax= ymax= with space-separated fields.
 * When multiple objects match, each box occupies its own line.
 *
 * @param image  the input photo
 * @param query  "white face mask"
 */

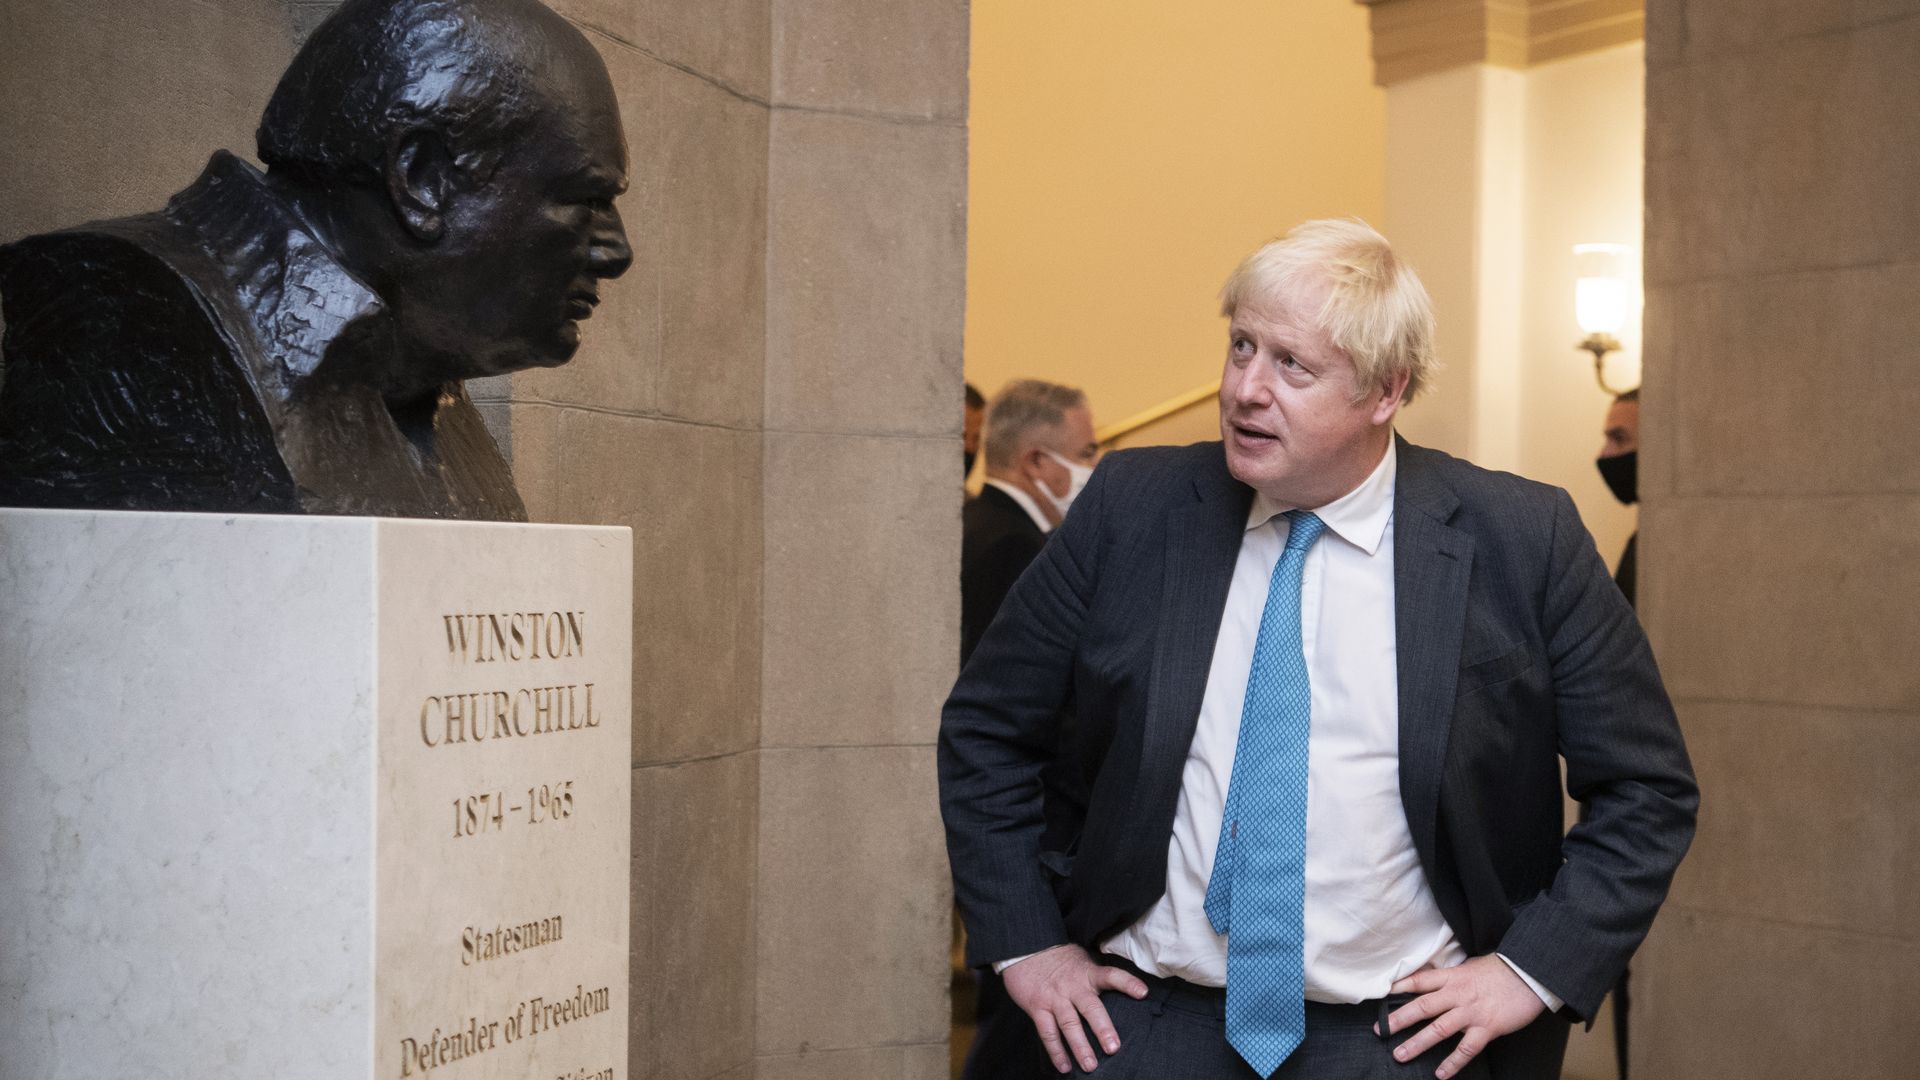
xmin=1042 ymin=450 xmax=1094 ymax=517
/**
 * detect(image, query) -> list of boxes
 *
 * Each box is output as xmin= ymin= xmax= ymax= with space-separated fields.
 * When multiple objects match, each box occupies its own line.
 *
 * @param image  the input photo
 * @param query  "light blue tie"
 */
xmin=1204 ymin=510 xmax=1325 ymax=1078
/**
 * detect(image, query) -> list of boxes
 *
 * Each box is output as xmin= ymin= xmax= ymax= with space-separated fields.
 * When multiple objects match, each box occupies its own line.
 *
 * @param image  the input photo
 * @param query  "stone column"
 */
xmin=1636 ymin=3 xmax=1920 ymax=1077
xmin=1378 ymin=58 xmax=1527 ymax=470
xmin=504 ymin=2 xmax=966 ymax=1079
xmin=0 ymin=2 xmax=295 ymax=243
xmin=477 ymin=5 xmax=771 ymax=1076
xmin=752 ymin=3 xmax=967 ymax=1077
xmin=0 ymin=0 xmax=296 ymax=387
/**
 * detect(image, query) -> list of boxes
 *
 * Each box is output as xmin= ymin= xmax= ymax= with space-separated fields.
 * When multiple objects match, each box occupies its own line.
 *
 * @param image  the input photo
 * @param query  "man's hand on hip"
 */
xmin=1001 ymin=944 xmax=1149 ymax=1074
xmin=1379 ymin=954 xmax=1546 ymax=1080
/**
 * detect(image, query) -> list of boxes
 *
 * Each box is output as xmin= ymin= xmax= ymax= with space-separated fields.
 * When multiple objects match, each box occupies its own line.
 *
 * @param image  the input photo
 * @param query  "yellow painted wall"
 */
xmin=966 ymin=0 xmax=1387 ymax=442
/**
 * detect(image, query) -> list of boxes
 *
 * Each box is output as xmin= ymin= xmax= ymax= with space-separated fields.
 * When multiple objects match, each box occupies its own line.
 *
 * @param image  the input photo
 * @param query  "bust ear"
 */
xmin=384 ymin=128 xmax=455 ymax=243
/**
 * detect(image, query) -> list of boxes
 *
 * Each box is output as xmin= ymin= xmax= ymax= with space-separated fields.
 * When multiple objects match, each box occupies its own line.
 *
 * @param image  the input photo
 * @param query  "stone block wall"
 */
xmin=754 ymin=4 xmax=966 ymax=1076
xmin=2 ymin=2 xmax=965 ymax=1078
xmin=0 ymin=1 xmax=294 ymax=240
xmin=510 ymin=3 xmax=966 ymax=1076
xmin=0 ymin=0 xmax=294 ymax=389
xmin=1638 ymin=2 xmax=1920 ymax=1077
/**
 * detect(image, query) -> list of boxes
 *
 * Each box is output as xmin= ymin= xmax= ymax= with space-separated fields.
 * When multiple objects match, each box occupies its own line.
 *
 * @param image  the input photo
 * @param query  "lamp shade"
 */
xmin=1573 ymin=243 xmax=1632 ymax=336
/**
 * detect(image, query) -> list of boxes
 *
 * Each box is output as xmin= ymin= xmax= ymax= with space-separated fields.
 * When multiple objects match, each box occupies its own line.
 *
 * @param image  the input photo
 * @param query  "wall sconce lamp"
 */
xmin=1573 ymin=243 xmax=1635 ymax=394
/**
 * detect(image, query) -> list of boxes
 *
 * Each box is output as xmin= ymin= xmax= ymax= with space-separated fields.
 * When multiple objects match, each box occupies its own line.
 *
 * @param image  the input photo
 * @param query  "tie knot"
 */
xmin=1283 ymin=511 xmax=1325 ymax=553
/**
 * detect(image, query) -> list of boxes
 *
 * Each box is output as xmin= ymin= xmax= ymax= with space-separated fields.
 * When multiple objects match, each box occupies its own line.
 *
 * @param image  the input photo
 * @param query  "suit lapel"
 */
xmin=1393 ymin=439 xmax=1474 ymax=873
xmin=1135 ymin=462 xmax=1253 ymax=830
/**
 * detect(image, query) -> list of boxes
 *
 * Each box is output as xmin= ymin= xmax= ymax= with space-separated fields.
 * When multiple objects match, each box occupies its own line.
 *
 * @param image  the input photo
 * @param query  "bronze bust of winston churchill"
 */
xmin=0 ymin=0 xmax=632 ymax=520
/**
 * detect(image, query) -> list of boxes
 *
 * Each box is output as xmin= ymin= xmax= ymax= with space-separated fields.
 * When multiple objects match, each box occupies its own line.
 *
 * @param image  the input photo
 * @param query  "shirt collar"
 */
xmin=1244 ymin=437 xmax=1397 ymax=556
xmin=984 ymin=478 xmax=1054 ymax=534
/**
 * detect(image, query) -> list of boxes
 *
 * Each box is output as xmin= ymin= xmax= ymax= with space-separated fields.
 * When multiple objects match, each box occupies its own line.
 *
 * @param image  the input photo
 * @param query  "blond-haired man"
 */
xmin=940 ymin=220 xmax=1696 ymax=1080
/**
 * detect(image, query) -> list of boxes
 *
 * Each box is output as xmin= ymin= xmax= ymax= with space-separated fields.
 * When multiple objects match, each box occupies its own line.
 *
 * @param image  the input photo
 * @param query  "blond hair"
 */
xmin=1219 ymin=219 xmax=1439 ymax=403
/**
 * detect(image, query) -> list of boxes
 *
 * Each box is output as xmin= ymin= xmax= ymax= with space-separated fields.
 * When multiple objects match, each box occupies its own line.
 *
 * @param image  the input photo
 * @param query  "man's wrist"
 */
xmin=1494 ymin=953 xmax=1564 ymax=1012
xmin=991 ymin=951 xmax=1037 ymax=975
xmin=993 ymin=942 xmax=1080 ymax=975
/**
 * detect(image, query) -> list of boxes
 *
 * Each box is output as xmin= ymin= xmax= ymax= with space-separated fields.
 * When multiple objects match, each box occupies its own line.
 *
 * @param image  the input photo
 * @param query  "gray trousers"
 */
xmin=1065 ymin=969 xmax=1569 ymax=1080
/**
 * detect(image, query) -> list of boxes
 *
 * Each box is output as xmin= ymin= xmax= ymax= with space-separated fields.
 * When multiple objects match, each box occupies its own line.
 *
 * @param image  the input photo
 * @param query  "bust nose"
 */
xmin=589 ymin=211 xmax=633 ymax=279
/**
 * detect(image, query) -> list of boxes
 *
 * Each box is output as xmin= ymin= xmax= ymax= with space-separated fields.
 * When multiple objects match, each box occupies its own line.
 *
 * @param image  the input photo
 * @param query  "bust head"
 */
xmin=257 ymin=0 xmax=632 ymax=401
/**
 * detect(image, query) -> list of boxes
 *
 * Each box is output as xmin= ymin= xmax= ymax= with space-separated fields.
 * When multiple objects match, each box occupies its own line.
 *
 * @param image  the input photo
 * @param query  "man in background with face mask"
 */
xmin=958 ymin=377 xmax=1098 ymax=1080
xmin=962 ymin=379 xmax=1100 ymax=664
xmin=1597 ymin=389 xmax=1640 ymax=606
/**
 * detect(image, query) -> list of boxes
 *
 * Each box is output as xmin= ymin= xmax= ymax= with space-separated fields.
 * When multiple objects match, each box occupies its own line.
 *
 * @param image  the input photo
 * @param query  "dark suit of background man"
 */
xmin=1592 ymin=385 xmax=1641 ymax=1080
xmin=940 ymin=220 xmax=1697 ymax=1080
xmin=1597 ymin=388 xmax=1640 ymax=608
xmin=958 ymin=378 xmax=1099 ymax=1079
xmin=965 ymin=381 xmax=988 ymax=478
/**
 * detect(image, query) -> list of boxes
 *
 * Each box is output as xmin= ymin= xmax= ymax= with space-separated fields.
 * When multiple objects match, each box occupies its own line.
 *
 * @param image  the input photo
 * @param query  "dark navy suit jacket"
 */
xmin=939 ymin=437 xmax=1697 ymax=1030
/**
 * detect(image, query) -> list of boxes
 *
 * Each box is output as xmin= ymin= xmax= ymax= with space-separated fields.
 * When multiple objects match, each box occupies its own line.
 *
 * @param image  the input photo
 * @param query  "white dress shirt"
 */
xmin=1092 ymin=440 xmax=1558 ymax=1009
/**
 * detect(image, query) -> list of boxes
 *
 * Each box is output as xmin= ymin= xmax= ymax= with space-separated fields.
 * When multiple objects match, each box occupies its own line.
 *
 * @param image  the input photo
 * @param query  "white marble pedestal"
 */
xmin=0 ymin=509 xmax=631 ymax=1080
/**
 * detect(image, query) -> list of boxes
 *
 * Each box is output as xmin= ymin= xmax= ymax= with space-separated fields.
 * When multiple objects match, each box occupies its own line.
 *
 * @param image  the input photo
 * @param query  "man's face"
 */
xmin=1600 ymin=398 xmax=1639 ymax=458
xmin=404 ymin=54 xmax=633 ymax=381
xmin=1218 ymin=280 xmax=1404 ymax=508
xmin=1033 ymin=405 xmax=1099 ymax=498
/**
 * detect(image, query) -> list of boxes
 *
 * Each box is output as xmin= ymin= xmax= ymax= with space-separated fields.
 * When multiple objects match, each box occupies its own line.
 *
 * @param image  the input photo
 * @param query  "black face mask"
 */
xmin=1597 ymin=451 xmax=1637 ymax=505
xmin=964 ymin=450 xmax=977 ymax=477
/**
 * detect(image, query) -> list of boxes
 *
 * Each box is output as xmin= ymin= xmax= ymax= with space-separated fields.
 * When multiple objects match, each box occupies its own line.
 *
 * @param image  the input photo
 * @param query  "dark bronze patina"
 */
xmin=0 ymin=0 xmax=632 ymax=520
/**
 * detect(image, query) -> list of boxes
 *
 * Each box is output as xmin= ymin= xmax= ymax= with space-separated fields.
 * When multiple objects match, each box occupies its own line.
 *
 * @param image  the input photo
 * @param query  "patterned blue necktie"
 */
xmin=1203 ymin=510 xmax=1326 ymax=1078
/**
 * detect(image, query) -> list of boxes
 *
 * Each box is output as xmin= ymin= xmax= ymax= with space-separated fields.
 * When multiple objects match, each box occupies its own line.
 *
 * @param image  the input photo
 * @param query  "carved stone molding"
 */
xmin=1358 ymin=0 xmax=1643 ymax=85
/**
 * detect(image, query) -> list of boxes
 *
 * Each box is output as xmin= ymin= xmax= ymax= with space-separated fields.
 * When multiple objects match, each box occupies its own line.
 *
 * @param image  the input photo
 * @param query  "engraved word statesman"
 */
xmin=0 ymin=0 xmax=633 ymax=520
